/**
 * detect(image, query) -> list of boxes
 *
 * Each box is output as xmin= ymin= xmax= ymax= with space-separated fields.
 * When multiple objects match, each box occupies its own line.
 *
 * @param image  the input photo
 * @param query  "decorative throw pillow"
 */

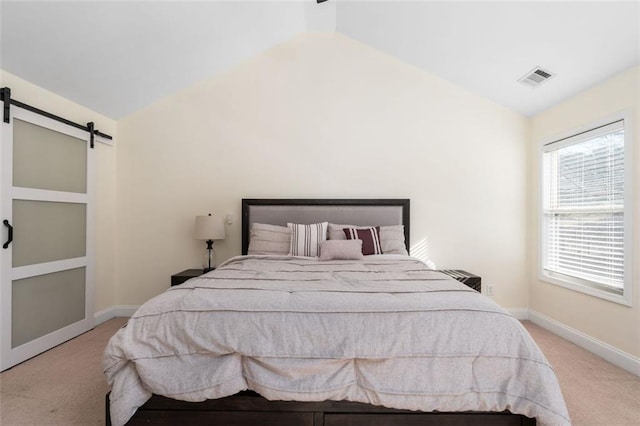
xmin=328 ymin=223 xmax=351 ymax=241
xmin=330 ymin=223 xmax=408 ymax=255
xmin=319 ymin=240 xmax=364 ymax=261
xmin=343 ymin=226 xmax=382 ymax=255
xmin=247 ymin=223 xmax=292 ymax=255
xmin=287 ymin=222 xmax=328 ymax=257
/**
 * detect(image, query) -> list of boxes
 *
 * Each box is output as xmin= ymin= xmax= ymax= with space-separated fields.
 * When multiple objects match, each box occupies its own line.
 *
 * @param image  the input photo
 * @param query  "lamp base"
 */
xmin=203 ymin=240 xmax=215 ymax=272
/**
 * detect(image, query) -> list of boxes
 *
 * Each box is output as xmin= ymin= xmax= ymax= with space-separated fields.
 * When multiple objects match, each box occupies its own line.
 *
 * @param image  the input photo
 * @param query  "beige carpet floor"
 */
xmin=0 ymin=318 xmax=638 ymax=425
xmin=0 ymin=318 xmax=127 ymax=425
xmin=522 ymin=321 xmax=640 ymax=425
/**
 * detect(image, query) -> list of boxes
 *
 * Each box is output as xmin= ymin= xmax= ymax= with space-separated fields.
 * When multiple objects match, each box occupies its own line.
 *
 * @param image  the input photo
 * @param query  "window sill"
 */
xmin=539 ymin=270 xmax=632 ymax=307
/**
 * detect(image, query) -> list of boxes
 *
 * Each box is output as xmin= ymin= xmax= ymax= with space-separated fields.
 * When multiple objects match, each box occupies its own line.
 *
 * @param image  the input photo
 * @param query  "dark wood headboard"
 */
xmin=241 ymin=199 xmax=410 ymax=255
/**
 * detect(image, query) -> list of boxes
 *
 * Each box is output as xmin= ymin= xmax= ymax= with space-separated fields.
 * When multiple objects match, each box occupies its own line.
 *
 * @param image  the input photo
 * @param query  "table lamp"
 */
xmin=195 ymin=213 xmax=225 ymax=272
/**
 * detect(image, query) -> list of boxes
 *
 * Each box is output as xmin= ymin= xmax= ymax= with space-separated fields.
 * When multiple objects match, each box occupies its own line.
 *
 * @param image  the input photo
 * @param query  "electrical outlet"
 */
xmin=486 ymin=285 xmax=494 ymax=296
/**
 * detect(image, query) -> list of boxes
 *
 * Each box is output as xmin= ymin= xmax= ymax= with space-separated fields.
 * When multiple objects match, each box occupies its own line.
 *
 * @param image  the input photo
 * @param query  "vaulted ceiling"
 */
xmin=1 ymin=1 xmax=638 ymax=119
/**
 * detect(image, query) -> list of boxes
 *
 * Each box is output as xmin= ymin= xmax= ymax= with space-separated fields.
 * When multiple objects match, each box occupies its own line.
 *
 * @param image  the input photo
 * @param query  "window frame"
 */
xmin=538 ymin=111 xmax=633 ymax=306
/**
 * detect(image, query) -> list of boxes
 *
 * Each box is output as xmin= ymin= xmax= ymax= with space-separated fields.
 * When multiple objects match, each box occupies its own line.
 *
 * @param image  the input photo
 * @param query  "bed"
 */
xmin=103 ymin=198 xmax=570 ymax=426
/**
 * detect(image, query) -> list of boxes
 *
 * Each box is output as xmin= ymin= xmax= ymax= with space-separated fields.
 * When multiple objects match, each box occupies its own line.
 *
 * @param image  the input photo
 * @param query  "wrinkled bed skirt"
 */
xmin=107 ymin=391 xmax=537 ymax=426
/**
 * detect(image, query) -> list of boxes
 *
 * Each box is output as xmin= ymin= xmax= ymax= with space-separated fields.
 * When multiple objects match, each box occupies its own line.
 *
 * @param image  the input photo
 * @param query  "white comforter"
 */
xmin=103 ymin=255 xmax=571 ymax=426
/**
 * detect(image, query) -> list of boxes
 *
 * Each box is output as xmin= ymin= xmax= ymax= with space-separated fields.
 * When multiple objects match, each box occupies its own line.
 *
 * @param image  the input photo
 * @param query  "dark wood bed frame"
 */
xmin=107 ymin=199 xmax=536 ymax=425
xmin=108 ymin=390 xmax=535 ymax=425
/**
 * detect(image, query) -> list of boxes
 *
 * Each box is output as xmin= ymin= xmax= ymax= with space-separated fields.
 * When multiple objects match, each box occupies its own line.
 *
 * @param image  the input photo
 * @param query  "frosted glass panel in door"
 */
xmin=11 ymin=268 xmax=86 ymax=348
xmin=13 ymin=118 xmax=87 ymax=193
xmin=12 ymin=200 xmax=86 ymax=267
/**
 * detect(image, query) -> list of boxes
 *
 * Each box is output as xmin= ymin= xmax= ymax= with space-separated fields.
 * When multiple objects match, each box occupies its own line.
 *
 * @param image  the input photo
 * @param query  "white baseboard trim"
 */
xmin=94 ymin=306 xmax=115 ymax=326
xmin=115 ymin=305 xmax=140 ymax=317
xmin=505 ymin=308 xmax=530 ymax=320
xmin=529 ymin=309 xmax=640 ymax=377
xmin=94 ymin=305 xmax=140 ymax=326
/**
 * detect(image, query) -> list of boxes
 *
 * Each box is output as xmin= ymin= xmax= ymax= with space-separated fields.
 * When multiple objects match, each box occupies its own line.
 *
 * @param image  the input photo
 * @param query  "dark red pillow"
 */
xmin=343 ymin=227 xmax=382 ymax=255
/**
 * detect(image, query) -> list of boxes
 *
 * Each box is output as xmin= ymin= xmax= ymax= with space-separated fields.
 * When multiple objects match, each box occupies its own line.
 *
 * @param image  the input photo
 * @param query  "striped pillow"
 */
xmin=343 ymin=226 xmax=382 ymax=255
xmin=328 ymin=223 xmax=408 ymax=255
xmin=287 ymin=222 xmax=328 ymax=257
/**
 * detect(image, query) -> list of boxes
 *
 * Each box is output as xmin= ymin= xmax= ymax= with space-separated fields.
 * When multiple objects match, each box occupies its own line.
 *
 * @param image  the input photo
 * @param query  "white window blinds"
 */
xmin=542 ymin=120 xmax=625 ymax=293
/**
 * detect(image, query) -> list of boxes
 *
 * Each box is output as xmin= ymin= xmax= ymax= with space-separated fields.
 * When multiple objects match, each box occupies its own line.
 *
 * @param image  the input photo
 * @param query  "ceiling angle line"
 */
xmin=0 ymin=87 xmax=112 ymax=147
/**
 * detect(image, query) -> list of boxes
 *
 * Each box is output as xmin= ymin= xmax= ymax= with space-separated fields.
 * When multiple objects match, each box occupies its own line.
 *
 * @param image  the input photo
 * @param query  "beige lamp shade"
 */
xmin=195 ymin=214 xmax=225 ymax=240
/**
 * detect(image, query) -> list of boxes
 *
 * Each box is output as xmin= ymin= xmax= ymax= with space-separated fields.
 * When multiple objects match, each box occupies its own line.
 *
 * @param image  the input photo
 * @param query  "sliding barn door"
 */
xmin=0 ymin=107 xmax=94 ymax=371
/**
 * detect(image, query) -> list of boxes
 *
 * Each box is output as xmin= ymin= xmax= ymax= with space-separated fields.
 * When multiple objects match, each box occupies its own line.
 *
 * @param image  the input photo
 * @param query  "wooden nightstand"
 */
xmin=438 ymin=270 xmax=481 ymax=292
xmin=171 ymin=268 xmax=211 ymax=286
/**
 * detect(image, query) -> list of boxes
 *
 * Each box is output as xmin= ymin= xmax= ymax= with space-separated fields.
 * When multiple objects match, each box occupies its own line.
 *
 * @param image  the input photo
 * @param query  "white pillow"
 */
xmin=319 ymin=240 xmax=364 ymax=261
xmin=287 ymin=222 xmax=328 ymax=257
xmin=328 ymin=223 xmax=408 ymax=255
xmin=248 ymin=223 xmax=292 ymax=255
xmin=379 ymin=225 xmax=409 ymax=256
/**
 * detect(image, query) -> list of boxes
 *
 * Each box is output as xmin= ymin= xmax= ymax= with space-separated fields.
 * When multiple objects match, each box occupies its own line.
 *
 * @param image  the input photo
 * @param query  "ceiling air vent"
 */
xmin=518 ymin=67 xmax=555 ymax=88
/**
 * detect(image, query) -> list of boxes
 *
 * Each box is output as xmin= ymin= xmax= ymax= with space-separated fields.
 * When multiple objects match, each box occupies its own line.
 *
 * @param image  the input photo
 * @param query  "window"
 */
xmin=540 ymin=115 xmax=632 ymax=305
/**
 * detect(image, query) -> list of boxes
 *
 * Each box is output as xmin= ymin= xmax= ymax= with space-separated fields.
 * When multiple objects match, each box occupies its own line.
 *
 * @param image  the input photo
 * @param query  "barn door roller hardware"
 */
xmin=0 ymin=87 xmax=112 ymax=148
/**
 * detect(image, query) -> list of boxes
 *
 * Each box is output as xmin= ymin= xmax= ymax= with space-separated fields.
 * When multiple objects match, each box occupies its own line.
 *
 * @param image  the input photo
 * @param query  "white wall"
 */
xmin=529 ymin=66 xmax=640 ymax=358
xmin=0 ymin=70 xmax=118 ymax=314
xmin=4 ymin=33 xmax=636 ymax=365
xmin=116 ymin=33 xmax=530 ymax=307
